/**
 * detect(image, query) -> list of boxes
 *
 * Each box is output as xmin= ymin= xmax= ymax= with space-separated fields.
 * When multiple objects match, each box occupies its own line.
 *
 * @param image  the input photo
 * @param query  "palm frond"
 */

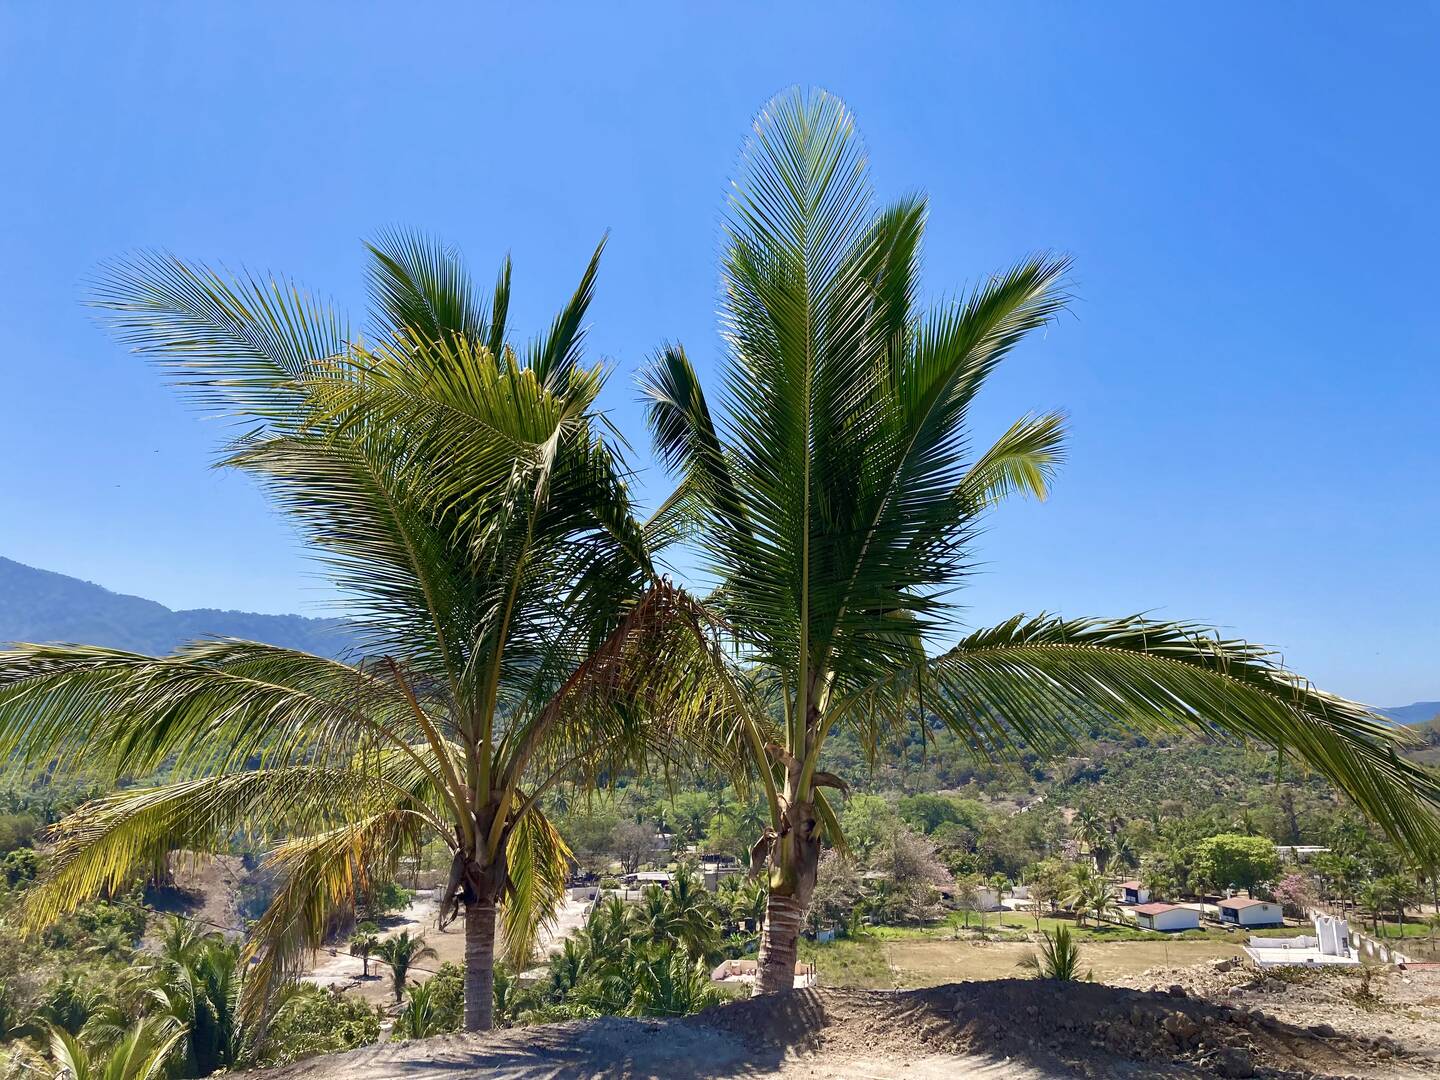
xmin=858 ymin=614 xmax=1440 ymax=856
xmin=0 ymin=641 xmax=428 ymax=779
xmin=955 ymin=411 xmax=1067 ymax=510
xmin=20 ymin=769 xmax=402 ymax=930
xmin=241 ymin=810 xmax=422 ymax=1023
xmin=90 ymin=252 xmax=346 ymax=418
xmin=365 ymin=229 xmax=486 ymax=347
xmin=499 ymin=810 xmax=570 ymax=970
xmin=528 ymin=237 xmax=606 ymax=391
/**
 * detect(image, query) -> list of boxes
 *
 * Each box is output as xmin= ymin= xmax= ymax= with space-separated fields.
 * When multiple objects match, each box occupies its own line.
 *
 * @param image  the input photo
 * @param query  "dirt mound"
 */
xmin=254 ymin=975 xmax=1438 ymax=1079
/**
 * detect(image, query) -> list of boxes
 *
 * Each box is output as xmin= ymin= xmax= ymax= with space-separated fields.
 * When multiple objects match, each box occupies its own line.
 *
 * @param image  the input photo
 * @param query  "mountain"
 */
xmin=0 ymin=556 xmax=355 ymax=658
xmin=1379 ymin=701 xmax=1440 ymax=726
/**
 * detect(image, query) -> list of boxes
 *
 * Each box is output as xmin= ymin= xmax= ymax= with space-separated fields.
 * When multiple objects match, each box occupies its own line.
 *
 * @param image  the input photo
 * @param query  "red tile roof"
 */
xmin=1218 ymin=897 xmax=1273 ymax=909
xmin=1118 ymin=880 xmax=1143 ymax=890
xmin=1133 ymin=903 xmax=1182 ymax=916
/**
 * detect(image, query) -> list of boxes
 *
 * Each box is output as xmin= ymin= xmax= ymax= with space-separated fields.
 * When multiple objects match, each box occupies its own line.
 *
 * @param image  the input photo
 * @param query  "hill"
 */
xmin=0 ymin=556 xmax=355 ymax=658
xmin=248 ymin=979 xmax=1430 ymax=1079
xmin=1380 ymin=700 xmax=1440 ymax=725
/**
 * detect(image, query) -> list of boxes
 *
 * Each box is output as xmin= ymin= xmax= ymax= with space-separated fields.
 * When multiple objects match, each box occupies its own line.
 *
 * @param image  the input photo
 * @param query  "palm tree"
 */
xmin=641 ymin=87 xmax=1440 ymax=994
xmin=627 ymin=949 xmax=723 ymax=1018
xmin=392 ymin=976 xmax=452 ymax=1038
xmin=350 ymin=924 xmax=381 ymax=979
xmin=1065 ymin=867 xmax=1117 ymax=927
xmin=1360 ymin=881 xmax=1387 ymax=934
xmin=0 ymin=236 xmax=713 ymax=1032
xmin=1018 ymin=926 xmax=1087 ymax=981
xmin=45 ymin=1018 xmax=186 ymax=1080
xmin=374 ymin=931 xmax=438 ymax=1003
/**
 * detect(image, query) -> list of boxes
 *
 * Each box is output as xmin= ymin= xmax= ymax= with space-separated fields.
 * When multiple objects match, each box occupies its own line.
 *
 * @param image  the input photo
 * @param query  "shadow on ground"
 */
xmin=256 ymin=980 xmax=1421 ymax=1079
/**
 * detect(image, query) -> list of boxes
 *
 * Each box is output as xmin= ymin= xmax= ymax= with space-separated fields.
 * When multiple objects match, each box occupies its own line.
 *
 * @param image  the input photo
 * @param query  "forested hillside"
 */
xmin=0 ymin=557 xmax=354 ymax=657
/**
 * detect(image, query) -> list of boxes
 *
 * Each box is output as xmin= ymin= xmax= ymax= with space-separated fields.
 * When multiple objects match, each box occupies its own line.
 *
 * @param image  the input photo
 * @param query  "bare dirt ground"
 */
xmin=144 ymin=852 xmax=250 ymax=941
xmin=887 ymin=938 xmax=1248 ymax=986
xmin=307 ymin=893 xmax=592 ymax=1006
xmin=255 ymin=966 xmax=1440 ymax=1079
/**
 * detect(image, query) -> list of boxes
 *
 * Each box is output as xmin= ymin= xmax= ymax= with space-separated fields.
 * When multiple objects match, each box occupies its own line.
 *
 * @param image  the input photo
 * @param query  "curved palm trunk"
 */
xmin=463 ymin=899 xmax=497 ymax=1032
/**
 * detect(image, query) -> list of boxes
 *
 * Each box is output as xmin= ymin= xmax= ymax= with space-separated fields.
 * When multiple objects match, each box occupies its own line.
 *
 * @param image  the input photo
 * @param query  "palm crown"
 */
xmin=0 ymin=235 xmax=708 ymax=1031
xmin=641 ymin=88 xmax=1440 ymax=994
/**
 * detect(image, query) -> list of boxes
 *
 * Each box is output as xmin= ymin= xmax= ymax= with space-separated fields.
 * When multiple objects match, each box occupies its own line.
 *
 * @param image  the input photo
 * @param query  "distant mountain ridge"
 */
xmin=1380 ymin=701 xmax=1440 ymax=726
xmin=0 ymin=556 xmax=355 ymax=658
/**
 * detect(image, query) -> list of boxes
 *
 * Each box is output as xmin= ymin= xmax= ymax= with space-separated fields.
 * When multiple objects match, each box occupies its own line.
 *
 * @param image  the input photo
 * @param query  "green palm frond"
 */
xmin=241 ymin=810 xmax=422 ymax=1021
xmin=365 ymin=230 xmax=488 ymax=347
xmin=851 ymin=615 xmax=1440 ymax=853
xmin=500 ymin=810 xmax=570 ymax=971
xmin=955 ymin=411 xmax=1067 ymax=510
xmin=90 ymin=252 xmax=346 ymax=418
xmin=528 ymin=237 xmax=606 ymax=391
xmin=0 ymin=641 xmax=429 ymax=779
xmin=19 ymin=769 xmax=405 ymax=930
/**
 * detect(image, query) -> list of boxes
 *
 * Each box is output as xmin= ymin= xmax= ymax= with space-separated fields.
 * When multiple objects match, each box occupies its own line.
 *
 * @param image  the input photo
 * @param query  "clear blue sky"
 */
xmin=1 ymin=4 xmax=1434 ymax=706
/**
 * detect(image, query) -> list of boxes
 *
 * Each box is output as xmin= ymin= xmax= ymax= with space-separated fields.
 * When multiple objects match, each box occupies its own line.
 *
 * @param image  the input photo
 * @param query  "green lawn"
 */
xmin=798 ymin=937 xmax=893 ymax=988
xmin=1365 ymin=920 xmax=1440 ymax=941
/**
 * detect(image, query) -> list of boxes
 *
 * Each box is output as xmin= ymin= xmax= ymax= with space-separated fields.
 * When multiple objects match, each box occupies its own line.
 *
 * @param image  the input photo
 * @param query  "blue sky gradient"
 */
xmin=1 ymin=4 xmax=1434 ymax=705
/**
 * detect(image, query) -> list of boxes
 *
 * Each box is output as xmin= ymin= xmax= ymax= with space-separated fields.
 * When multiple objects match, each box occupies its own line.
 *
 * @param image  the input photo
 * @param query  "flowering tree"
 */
xmin=1272 ymin=873 xmax=1315 ymax=917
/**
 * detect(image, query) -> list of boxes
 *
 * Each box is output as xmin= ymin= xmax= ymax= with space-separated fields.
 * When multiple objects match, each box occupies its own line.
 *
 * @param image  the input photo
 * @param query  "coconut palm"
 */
xmin=393 ymin=976 xmax=454 ymax=1039
xmin=374 ymin=932 xmax=438 ymax=1004
xmin=45 ymin=1017 xmax=186 ymax=1080
xmin=349 ymin=924 xmax=381 ymax=979
xmin=640 ymin=87 xmax=1440 ymax=994
xmin=0 ymin=236 xmax=716 ymax=1032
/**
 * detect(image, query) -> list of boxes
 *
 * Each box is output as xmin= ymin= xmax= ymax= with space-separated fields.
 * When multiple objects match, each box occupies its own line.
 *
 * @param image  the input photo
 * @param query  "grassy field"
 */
xmin=867 ymin=909 xmax=1293 ymax=945
xmin=801 ymin=933 xmax=1248 ymax=990
xmin=884 ymin=938 xmax=1246 ymax=986
xmin=802 ymin=911 xmax=1276 ymax=990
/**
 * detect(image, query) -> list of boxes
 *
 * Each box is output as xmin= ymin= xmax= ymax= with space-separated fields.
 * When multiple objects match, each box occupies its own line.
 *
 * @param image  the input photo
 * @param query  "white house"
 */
xmin=1243 ymin=915 xmax=1356 ymax=967
xmin=1132 ymin=902 xmax=1200 ymax=933
xmin=1217 ymin=897 xmax=1284 ymax=928
xmin=1116 ymin=880 xmax=1149 ymax=905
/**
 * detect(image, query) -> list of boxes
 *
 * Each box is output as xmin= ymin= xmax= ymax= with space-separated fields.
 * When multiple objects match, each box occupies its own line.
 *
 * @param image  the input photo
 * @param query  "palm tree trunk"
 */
xmin=463 ymin=899 xmax=497 ymax=1032
xmin=753 ymin=799 xmax=821 ymax=997
xmin=754 ymin=890 xmax=806 ymax=995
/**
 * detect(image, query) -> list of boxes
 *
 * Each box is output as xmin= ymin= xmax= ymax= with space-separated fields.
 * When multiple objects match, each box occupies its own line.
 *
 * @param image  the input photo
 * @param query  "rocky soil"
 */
xmin=255 ymin=962 xmax=1440 ymax=1079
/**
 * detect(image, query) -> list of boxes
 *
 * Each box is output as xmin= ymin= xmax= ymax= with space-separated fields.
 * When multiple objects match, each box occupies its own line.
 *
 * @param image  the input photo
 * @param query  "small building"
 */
xmin=620 ymin=871 xmax=672 ymax=888
xmin=1133 ymin=902 xmax=1200 ymax=933
xmin=711 ymin=958 xmax=815 ymax=989
xmin=1243 ymin=915 xmax=1356 ymax=967
xmin=1117 ymin=880 xmax=1150 ymax=905
xmin=1218 ymin=897 xmax=1284 ymax=928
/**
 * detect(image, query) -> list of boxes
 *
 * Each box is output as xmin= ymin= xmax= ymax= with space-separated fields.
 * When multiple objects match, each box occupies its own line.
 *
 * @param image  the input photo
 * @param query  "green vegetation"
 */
xmin=636 ymin=86 xmax=1440 ymax=996
xmin=1018 ymin=926 xmax=1088 ymax=981
xmin=0 ymin=87 xmax=1438 ymax=1080
xmin=0 ymin=235 xmax=721 ymax=1035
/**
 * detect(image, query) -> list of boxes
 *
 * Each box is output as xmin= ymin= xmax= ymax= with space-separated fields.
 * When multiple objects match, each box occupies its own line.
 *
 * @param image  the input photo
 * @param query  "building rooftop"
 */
xmin=1133 ymin=903 xmax=1182 ymax=916
xmin=1118 ymin=880 xmax=1143 ymax=890
xmin=1218 ymin=896 xmax=1273 ymax=909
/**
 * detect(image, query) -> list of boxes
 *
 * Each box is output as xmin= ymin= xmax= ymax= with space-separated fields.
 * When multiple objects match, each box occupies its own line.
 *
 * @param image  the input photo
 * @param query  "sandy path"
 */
xmin=304 ymin=893 xmax=591 ymax=1000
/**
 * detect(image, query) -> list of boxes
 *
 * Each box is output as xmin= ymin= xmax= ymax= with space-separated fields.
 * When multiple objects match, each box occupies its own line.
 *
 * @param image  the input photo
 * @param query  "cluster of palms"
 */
xmin=397 ymin=867 xmax=738 ymax=1036
xmin=541 ymin=878 xmax=725 ymax=1019
xmin=0 ymin=86 xmax=1438 ymax=1040
xmin=9 ymin=917 xmax=248 ymax=1080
